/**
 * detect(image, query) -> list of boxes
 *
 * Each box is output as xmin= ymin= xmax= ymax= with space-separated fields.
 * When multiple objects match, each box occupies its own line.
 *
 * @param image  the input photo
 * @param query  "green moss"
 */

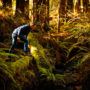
xmin=77 ymin=53 xmax=90 ymax=66
xmin=10 ymin=56 xmax=33 ymax=74
xmin=28 ymin=33 xmax=51 ymax=69
xmin=0 ymin=52 xmax=18 ymax=57
xmin=55 ymin=74 xmax=65 ymax=86
xmin=0 ymin=57 xmax=3 ymax=61
xmin=38 ymin=66 xmax=55 ymax=81
xmin=0 ymin=65 xmax=19 ymax=90
xmin=26 ymin=70 xmax=35 ymax=78
xmin=0 ymin=48 xmax=19 ymax=58
xmin=28 ymin=33 xmax=56 ymax=82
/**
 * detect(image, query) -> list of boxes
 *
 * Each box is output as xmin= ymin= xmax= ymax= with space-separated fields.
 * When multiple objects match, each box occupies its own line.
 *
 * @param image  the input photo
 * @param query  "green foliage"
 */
xmin=28 ymin=33 xmax=51 ymax=69
xmin=27 ymin=33 xmax=67 ymax=86
xmin=0 ymin=51 xmax=18 ymax=57
xmin=55 ymin=74 xmax=65 ymax=86
xmin=0 ymin=5 xmax=90 ymax=89
xmin=77 ymin=53 xmax=90 ymax=66
xmin=26 ymin=70 xmax=35 ymax=78
xmin=62 ymin=13 xmax=90 ymax=68
xmin=39 ymin=67 xmax=49 ymax=78
xmin=0 ymin=47 xmax=34 ymax=90
xmin=59 ymin=42 xmax=68 ymax=51
xmin=0 ymin=63 xmax=19 ymax=90
xmin=65 ymin=40 xmax=89 ymax=65
xmin=10 ymin=56 xmax=33 ymax=74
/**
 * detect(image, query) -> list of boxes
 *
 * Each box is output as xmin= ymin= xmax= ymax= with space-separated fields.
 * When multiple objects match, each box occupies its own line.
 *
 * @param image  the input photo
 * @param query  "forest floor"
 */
xmin=0 ymin=9 xmax=90 ymax=90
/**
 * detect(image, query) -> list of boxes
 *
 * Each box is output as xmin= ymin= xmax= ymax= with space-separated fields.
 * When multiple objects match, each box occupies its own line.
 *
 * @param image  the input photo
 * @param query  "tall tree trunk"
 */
xmin=16 ymin=0 xmax=25 ymax=13
xmin=46 ymin=0 xmax=49 ymax=25
xmin=35 ymin=0 xmax=49 ymax=23
xmin=12 ymin=0 xmax=16 ymax=15
xmin=34 ymin=0 xmax=49 ymax=31
xmin=24 ymin=0 xmax=29 ymax=17
xmin=58 ymin=0 xmax=61 ymax=33
xmin=65 ymin=0 xmax=68 ymax=22
xmin=36 ymin=0 xmax=41 ymax=22
xmin=77 ymin=0 xmax=80 ymax=12
xmin=33 ymin=0 xmax=37 ymax=23
xmin=68 ymin=0 xmax=73 ymax=10
xmin=73 ymin=0 xmax=78 ymax=15
xmin=80 ymin=0 xmax=84 ymax=12
xmin=29 ymin=0 xmax=33 ymax=23
xmin=58 ymin=0 xmax=66 ymax=32
xmin=83 ymin=0 xmax=89 ymax=12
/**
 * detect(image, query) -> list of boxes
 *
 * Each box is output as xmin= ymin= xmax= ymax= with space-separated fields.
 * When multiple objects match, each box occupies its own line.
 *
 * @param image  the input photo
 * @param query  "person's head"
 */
xmin=30 ymin=22 xmax=36 ymax=31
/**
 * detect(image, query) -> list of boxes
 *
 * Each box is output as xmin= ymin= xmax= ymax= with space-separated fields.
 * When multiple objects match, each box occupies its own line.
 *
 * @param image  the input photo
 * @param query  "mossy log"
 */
xmin=10 ymin=56 xmax=33 ymax=75
xmin=0 ymin=42 xmax=25 ymax=55
xmin=28 ymin=33 xmax=52 ymax=69
xmin=0 ymin=54 xmax=33 ymax=90
xmin=0 ymin=64 xmax=18 ymax=90
xmin=28 ymin=33 xmax=55 ymax=79
xmin=28 ymin=33 xmax=66 ymax=88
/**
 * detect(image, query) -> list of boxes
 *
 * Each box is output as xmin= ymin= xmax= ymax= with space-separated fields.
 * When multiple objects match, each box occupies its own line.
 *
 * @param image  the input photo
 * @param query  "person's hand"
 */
xmin=28 ymin=45 xmax=30 ymax=48
xmin=17 ymin=37 xmax=20 ymax=40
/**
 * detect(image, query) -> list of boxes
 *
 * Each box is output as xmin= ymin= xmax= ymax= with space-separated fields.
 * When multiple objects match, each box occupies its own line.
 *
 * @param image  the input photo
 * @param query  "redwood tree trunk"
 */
xmin=83 ymin=0 xmax=89 ymax=12
xmin=24 ymin=0 xmax=29 ymax=16
xmin=46 ymin=0 xmax=49 ymax=25
xmin=68 ymin=0 xmax=73 ymax=10
xmin=33 ymin=0 xmax=37 ymax=23
xmin=58 ymin=0 xmax=61 ymax=32
xmin=16 ymin=0 xmax=25 ymax=13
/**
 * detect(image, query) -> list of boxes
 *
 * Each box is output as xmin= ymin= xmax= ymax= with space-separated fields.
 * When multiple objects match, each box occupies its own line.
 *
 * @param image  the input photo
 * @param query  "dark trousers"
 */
xmin=9 ymin=33 xmax=28 ymax=53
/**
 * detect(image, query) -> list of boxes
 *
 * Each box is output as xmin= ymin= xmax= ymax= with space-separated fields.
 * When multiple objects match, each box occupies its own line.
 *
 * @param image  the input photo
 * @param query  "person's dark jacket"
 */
xmin=12 ymin=25 xmax=31 ymax=37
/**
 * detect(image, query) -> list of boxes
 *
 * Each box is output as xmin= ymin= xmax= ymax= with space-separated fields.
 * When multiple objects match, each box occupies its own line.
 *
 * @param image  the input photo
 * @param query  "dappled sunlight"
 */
xmin=0 ymin=7 xmax=12 ymax=18
xmin=30 ymin=45 xmax=38 ymax=57
xmin=0 ymin=0 xmax=90 ymax=90
xmin=0 ymin=10 xmax=8 ymax=18
xmin=0 ymin=10 xmax=3 ymax=15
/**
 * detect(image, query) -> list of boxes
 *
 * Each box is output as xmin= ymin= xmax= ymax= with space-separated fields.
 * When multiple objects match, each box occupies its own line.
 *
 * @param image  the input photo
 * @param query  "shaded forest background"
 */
xmin=0 ymin=0 xmax=90 ymax=90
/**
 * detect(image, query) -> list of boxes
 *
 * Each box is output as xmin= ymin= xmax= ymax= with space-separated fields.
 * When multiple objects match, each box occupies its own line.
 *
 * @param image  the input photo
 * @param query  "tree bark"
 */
xmin=65 ymin=0 xmax=68 ymax=22
xmin=80 ymin=0 xmax=84 ymax=12
xmin=33 ymin=0 xmax=37 ymax=23
xmin=58 ymin=0 xmax=61 ymax=33
xmin=16 ymin=0 xmax=25 ymax=13
xmin=83 ymin=0 xmax=89 ymax=12
xmin=46 ymin=0 xmax=49 ymax=25
xmin=12 ymin=0 xmax=16 ymax=15
xmin=35 ymin=0 xmax=50 ymax=31
xmin=29 ymin=0 xmax=33 ymax=23
xmin=68 ymin=0 xmax=73 ymax=10
xmin=24 ymin=0 xmax=29 ymax=16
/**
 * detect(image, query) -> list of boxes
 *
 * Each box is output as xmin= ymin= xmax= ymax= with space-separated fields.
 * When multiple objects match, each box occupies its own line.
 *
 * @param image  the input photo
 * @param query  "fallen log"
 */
xmin=0 ymin=42 xmax=25 ymax=55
